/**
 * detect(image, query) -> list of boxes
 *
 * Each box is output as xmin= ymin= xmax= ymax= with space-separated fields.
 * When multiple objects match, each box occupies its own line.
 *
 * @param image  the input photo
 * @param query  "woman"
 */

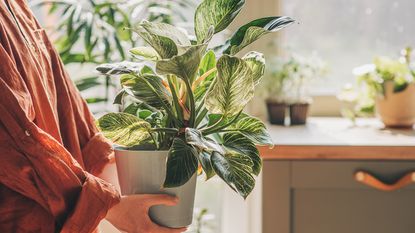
xmin=0 ymin=0 xmax=185 ymax=232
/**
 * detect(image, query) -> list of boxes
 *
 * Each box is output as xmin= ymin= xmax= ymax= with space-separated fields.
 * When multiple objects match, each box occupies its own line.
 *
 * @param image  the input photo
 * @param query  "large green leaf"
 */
xmin=211 ymin=152 xmax=255 ymax=199
xmin=156 ymin=43 xmax=208 ymax=82
xmin=185 ymin=128 xmax=225 ymax=154
xmin=243 ymin=51 xmax=265 ymax=86
xmin=221 ymin=16 xmax=295 ymax=55
xmin=141 ymin=21 xmax=191 ymax=48
xmin=228 ymin=115 xmax=273 ymax=146
xmin=223 ymin=133 xmax=262 ymax=175
xmin=194 ymin=0 xmax=245 ymax=42
xmin=164 ymin=138 xmax=199 ymax=188
xmin=156 ymin=28 xmax=213 ymax=83
xmin=97 ymin=113 xmax=151 ymax=147
xmin=120 ymin=74 xmax=172 ymax=110
xmin=133 ymin=26 xmax=177 ymax=59
xmin=205 ymin=55 xmax=254 ymax=116
xmin=198 ymin=151 xmax=216 ymax=180
xmin=134 ymin=21 xmax=191 ymax=59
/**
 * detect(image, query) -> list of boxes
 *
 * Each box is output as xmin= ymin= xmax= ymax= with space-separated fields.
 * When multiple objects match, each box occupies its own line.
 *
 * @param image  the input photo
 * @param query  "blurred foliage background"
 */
xmin=31 ymin=0 xmax=195 ymax=109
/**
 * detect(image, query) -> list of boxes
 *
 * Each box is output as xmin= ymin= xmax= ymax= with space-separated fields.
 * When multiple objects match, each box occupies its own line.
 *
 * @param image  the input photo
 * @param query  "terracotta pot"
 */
xmin=289 ymin=103 xmax=310 ymax=125
xmin=376 ymin=82 xmax=415 ymax=128
xmin=266 ymin=101 xmax=287 ymax=125
xmin=115 ymin=148 xmax=196 ymax=228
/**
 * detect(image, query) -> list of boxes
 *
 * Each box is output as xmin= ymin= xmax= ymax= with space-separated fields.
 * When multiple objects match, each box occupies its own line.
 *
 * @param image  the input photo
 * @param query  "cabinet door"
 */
xmin=294 ymin=189 xmax=415 ymax=233
xmin=263 ymin=161 xmax=415 ymax=233
xmin=293 ymin=161 xmax=415 ymax=233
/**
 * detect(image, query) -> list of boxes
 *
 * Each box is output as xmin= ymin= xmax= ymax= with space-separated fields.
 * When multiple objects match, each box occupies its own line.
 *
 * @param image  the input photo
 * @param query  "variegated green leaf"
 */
xmin=96 ymin=61 xmax=141 ymax=75
xmin=156 ymin=43 xmax=208 ymax=82
xmin=113 ymin=89 xmax=127 ymax=105
xmin=130 ymin=46 xmax=160 ymax=61
xmin=140 ymin=65 xmax=156 ymax=75
xmin=134 ymin=21 xmax=191 ymax=59
xmin=221 ymin=16 xmax=295 ymax=55
xmin=185 ymin=128 xmax=225 ymax=154
xmin=97 ymin=113 xmax=151 ymax=147
xmin=164 ymin=138 xmax=198 ymax=188
xmin=199 ymin=151 xmax=216 ymax=180
xmin=120 ymin=74 xmax=171 ymax=109
xmin=243 ymin=51 xmax=265 ymax=86
xmin=205 ymin=55 xmax=254 ymax=116
xmin=195 ymin=0 xmax=245 ymax=42
xmin=223 ymin=132 xmax=262 ymax=175
xmin=228 ymin=115 xmax=273 ymax=146
xmin=141 ymin=21 xmax=191 ymax=48
xmin=133 ymin=22 xmax=185 ymax=59
xmin=123 ymin=103 xmax=140 ymax=115
xmin=211 ymin=152 xmax=255 ymax=199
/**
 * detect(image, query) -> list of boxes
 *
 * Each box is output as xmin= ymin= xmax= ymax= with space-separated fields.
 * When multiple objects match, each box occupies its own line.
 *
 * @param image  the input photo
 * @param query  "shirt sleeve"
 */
xmin=44 ymin=31 xmax=114 ymax=176
xmin=0 ymin=47 xmax=120 ymax=232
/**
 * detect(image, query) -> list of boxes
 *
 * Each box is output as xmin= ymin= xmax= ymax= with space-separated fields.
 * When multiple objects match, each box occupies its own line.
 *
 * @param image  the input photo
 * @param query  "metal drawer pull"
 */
xmin=354 ymin=171 xmax=415 ymax=191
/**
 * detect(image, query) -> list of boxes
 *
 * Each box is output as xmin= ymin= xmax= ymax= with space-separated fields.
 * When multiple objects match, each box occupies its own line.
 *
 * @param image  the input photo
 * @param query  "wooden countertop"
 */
xmin=259 ymin=117 xmax=415 ymax=160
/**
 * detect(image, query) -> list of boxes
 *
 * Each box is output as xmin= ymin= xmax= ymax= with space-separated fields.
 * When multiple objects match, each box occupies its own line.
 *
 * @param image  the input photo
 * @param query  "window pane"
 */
xmin=282 ymin=0 xmax=415 ymax=93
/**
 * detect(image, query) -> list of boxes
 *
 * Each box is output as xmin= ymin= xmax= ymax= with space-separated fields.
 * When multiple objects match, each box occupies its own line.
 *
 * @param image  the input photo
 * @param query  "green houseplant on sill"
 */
xmin=263 ymin=53 xmax=327 ymax=125
xmin=95 ymin=0 xmax=294 ymax=228
xmin=339 ymin=47 xmax=415 ymax=128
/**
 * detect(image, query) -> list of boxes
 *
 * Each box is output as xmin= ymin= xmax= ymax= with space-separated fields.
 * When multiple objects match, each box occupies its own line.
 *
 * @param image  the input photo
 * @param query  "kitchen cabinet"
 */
xmin=260 ymin=118 xmax=415 ymax=233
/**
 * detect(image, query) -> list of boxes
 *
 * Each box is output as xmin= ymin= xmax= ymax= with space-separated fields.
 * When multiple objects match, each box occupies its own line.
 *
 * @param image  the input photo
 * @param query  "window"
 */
xmin=281 ymin=0 xmax=415 ymax=94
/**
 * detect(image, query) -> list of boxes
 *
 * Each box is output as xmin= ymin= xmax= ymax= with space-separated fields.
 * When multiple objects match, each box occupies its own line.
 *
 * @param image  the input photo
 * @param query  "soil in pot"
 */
xmin=376 ymin=82 xmax=415 ymax=128
xmin=266 ymin=101 xmax=287 ymax=125
xmin=289 ymin=103 xmax=310 ymax=125
xmin=114 ymin=148 xmax=196 ymax=228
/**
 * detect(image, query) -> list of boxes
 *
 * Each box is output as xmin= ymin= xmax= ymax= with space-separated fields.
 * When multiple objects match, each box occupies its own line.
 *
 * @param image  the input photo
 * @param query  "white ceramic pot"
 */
xmin=376 ymin=82 xmax=415 ymax=128
xmin=114 ymin=148 xmax=196 ymax=228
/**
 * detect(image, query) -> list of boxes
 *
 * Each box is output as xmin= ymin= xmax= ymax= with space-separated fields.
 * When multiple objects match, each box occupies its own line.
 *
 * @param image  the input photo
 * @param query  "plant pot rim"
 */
xmin=266 ymin=99 xmax=287 ymax=104
xmin=290 ymin=102 xmax=310 ymax=106
xmin=114 ymin=146 xmax=168 ymax=153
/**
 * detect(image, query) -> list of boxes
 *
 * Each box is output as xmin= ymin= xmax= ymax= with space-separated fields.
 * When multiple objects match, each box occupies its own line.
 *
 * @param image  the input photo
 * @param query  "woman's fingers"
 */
xmin=143 ymin=194 xmax=179 ymax=207
xmin=151 ymin=224 xmax=187 ymax=233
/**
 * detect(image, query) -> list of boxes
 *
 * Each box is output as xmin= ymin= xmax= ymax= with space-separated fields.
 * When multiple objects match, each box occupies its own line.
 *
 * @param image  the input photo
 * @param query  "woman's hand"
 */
xmin=106 ymin=194 xmax=187 ymax=233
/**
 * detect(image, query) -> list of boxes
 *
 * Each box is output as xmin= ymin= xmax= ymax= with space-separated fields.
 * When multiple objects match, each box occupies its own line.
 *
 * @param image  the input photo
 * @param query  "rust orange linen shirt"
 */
xmin=0 ymin=0 xmax=120 ymax=232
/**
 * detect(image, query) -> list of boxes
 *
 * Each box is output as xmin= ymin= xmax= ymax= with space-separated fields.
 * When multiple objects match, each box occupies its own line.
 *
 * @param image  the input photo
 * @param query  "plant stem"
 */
xmin=201 ymin=115 xmax=224 ymax=134
xmin=149 ymin=132 xmax=159 ymax=149
xmin=195 ymin=107 xmax=208 ymax=128
xmin=167 ymin=75 xmax=184 ymax=124
xmin=192 ymin=67 xmax=217 ymax=90
xmin=184 ymin=79 xmax=196 ymax=127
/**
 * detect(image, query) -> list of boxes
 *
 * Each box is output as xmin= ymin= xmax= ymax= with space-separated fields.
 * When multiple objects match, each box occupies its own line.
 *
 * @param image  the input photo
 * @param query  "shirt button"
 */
xmin=25 ymin=130 xmax=31 ymax=137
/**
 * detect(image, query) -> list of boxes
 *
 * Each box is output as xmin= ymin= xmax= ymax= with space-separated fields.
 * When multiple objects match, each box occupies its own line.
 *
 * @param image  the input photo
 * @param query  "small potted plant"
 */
xmin=95 ymin=0 xmax=294 ymax=228
xmin=339 ymin=47 xmax=415 ymax=127
xmin=263 ymin=58 xmax=291 ymax=125
xmin=263 ymin=54 xmax=327 ymax=125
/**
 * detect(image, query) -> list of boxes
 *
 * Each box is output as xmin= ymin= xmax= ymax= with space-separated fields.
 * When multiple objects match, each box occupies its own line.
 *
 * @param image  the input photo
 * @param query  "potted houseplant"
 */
xmin=95 ymin=0 xmax=294 ymax=228
xmin=263 ymin=54 xmax=327 ymax=125
xmin=263 ymin=58 xmax=291 ymax=125
xmin=339 ymin=48 xmax=415 ymax=127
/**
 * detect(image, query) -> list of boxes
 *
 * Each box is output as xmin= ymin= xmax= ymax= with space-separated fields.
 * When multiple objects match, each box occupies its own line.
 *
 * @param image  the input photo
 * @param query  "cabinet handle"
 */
xmin=354 ymin=171 xmax=415 ymax=191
